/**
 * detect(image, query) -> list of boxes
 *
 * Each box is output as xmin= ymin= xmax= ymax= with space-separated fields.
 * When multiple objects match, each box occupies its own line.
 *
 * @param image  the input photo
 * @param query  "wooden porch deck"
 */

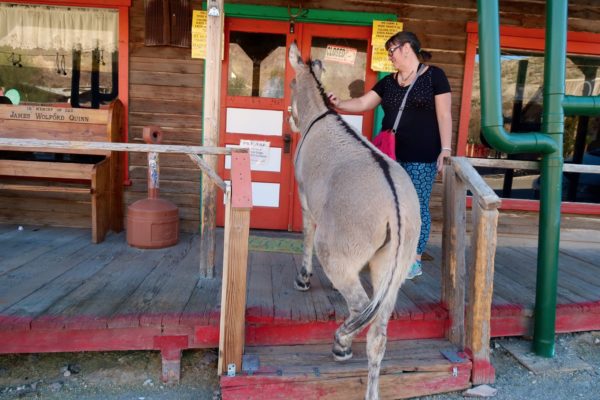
xmin=0 ymin=224 xmax=599 ymax=357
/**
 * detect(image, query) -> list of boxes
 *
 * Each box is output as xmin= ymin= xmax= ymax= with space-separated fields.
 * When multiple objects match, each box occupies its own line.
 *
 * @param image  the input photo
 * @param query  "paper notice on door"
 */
xmin=240 ymin=140 xmax=270 ymax=165
xmin=324 ymin=45 xmax=357 ymax=65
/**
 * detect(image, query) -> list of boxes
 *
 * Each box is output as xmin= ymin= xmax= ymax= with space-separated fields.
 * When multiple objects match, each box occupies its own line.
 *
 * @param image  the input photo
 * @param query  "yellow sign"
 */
xmin=371 ymin=20 xmax=403 ymax=73
xmin=191 ymin=10 xmax=207 ymax=59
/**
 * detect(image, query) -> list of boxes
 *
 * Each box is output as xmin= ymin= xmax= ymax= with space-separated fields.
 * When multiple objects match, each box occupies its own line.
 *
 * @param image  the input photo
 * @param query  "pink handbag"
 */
xmin=372 ymin=129 xmax=396 ymax=160
xmin=372 ymin=64 xmax=424 ymax=160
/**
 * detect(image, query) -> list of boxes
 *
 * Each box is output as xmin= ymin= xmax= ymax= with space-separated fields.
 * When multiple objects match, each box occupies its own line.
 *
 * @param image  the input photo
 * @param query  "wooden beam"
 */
xmin=465 ymin=197 xmax=499 ymax=385
xmin=451 ymin=157 xmax=501 ymax=210
xmin=441 ymin=165 xmax=466 ymax=348
xmin=218 ymin=152 xmax=252 ymax=376
xmin=0 ymin=138 xmax=235 ymax=156
xmin=468 ymin=157 xmax=600 ymax=174
xmin=200 ymin=0 xmax=225 ymax=278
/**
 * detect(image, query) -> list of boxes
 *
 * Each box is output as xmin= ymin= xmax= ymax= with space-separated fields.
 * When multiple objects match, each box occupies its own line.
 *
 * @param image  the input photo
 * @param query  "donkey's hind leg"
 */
xmin=294 ymin=194 xmax=315 ymax=291
xmin=365 ymin=250 xmax=402 ymax=400
xmin=322 ymin=265 xmax=370 ymax=361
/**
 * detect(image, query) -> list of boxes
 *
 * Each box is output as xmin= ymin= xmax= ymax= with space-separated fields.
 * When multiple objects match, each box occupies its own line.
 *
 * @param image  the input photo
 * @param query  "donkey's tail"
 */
xmin=339 ymin=218 xmax=409 ymax=337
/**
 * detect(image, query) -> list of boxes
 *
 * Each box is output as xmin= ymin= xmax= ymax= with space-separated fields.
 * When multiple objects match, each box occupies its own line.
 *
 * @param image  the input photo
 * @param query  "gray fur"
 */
xmin=288 ymin=42 xmax=421 ymax=400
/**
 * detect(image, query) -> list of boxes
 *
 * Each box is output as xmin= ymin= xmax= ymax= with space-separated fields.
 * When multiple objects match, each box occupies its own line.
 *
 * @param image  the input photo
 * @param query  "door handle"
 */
xmin=283 ymin=133 xmax=292 ymax=153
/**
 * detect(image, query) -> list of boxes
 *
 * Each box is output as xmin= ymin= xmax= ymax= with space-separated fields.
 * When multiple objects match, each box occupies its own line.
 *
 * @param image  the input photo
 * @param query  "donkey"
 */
xmin=288 ymin=42 xmax=421 ymax=400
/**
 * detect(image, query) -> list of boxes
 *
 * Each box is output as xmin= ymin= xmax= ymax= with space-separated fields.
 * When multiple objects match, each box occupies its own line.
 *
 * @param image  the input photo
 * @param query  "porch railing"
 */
xmin=0 ymin=136 xmax=253 ymax=380
xmin=442 ymin=156 xmax=501 ymax=385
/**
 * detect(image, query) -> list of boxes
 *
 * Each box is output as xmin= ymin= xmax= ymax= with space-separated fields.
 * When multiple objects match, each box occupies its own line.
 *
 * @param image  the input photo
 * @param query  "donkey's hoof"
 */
xmin=332 ymin=346 xmax=353 ymax=362
xmin=294 ymin=277 xmax=311 ymax=291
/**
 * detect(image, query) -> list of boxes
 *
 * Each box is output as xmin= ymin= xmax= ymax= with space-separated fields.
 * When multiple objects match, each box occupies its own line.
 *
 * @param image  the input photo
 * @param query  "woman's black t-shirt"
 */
xmin=372 ymin=65 xmax=451 ymax=163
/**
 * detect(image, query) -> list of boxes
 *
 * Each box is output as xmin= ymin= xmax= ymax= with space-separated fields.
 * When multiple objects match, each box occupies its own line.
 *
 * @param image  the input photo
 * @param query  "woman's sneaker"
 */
xmin=407 ymin=261 xmax=422 ymax=279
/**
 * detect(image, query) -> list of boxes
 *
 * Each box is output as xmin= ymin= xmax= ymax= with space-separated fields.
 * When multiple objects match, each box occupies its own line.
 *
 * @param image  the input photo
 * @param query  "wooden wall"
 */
xmin=119 ymin=0 xmax=594 ymax=234
xmin=2 ymin=0 xmax=598 ymax=235
xmin=127 ymin=0 xmax=205 ymax=233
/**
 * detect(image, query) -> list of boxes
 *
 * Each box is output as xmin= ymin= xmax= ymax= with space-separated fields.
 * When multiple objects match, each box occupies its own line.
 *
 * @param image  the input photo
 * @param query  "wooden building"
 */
xmin=1 ymin=1 xmax=600 ymax=397
xmin=0 ymin=0 xmax=599 ymax=235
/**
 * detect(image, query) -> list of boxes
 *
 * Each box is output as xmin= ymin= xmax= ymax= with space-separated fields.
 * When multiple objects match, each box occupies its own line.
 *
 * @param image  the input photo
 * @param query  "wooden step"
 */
xmin=220 ymin=339 xmax=472 ymax=399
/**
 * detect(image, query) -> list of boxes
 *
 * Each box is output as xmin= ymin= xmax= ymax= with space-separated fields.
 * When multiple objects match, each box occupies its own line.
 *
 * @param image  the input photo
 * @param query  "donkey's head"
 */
xmin=288 ymin=42 xmax=330 ymax=134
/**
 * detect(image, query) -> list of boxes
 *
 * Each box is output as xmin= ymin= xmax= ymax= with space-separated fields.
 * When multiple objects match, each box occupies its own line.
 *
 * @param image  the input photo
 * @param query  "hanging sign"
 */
xmin=240 ymin=139 xmax=270 ymax=165
xmin=324 ymin=45 xmax=357 ymax=65
xmin=191 ymin=10 xmax=207 ymax=59
xmin=371 ymin=20 xmax=403 ymax=73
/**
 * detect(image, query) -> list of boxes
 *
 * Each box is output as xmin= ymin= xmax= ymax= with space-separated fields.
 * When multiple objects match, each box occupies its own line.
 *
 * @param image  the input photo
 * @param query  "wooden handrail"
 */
xmin=468 ymin=157 xmax=600 ymax=174
xmin=0 ymin=137 xmax=246 ymax=192
xmin=441 ymin=156 xmax=500 ymax=385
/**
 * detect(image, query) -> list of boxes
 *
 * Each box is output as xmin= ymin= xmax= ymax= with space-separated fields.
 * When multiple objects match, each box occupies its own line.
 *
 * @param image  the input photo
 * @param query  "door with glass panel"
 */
xmin=217 ymin=19 xmax=376 ymax=230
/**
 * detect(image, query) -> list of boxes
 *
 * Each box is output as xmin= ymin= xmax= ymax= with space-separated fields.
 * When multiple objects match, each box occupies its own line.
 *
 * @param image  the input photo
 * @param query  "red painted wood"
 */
xmin=1 ymin=0 xmax=131 ymax=7
xmin=154 ymin=335 xmax=189 ymax=360
xmin=220 ymin=362 xmax=472 ymax=400
xmin=231 ymin=152 xmax=252 ymax=208
xmin=244 ymin=318 xmax=446 ymax=347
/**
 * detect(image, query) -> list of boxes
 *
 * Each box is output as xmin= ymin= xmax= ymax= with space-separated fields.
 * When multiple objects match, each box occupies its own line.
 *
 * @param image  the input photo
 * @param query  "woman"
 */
xmin=328 ymin=31 xmax=452 ymax=279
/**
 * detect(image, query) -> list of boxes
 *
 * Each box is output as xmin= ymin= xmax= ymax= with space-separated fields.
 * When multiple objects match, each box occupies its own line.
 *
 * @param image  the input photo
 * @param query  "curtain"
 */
xmin=0 ymin=4 xmax=118 ymax=53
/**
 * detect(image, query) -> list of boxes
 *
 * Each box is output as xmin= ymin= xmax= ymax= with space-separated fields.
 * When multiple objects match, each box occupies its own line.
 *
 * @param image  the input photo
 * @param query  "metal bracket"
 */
xmin=242 ymin=354 xmax=260 ymax=376
xmin=227 ymin=363 xmax=236 ymax=377
xmin=440 ymin=349 xmax=467 ymax=364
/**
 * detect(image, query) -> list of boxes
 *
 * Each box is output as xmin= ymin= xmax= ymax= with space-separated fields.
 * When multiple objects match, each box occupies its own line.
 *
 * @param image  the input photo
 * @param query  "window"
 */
xmin=0 ymin=3 xmax=119 ymax=107
xmin=227 ymin=31 xmax=287 ymax=98
xmin=144 ymin=0 xmax=191 ymax=48
xmin=459 ymin=24 xmax=600 ymax=211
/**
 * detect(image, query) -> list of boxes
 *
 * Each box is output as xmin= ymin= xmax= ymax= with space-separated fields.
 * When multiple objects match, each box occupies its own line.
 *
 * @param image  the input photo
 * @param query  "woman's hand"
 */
xmin=436 ymin=148 xmax=451 ymax=172
xmin=327 ymin=92 xmax=340 ymax=108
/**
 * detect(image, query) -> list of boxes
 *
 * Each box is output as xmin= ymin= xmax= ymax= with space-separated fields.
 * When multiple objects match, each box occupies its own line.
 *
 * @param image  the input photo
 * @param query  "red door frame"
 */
xmin=217 ymin=18 xmax=295 ymax=230
xmin=458 ymin=22 xmax=600 ymax=215
xmin=217 ymin=19 xmax=378 ymax=231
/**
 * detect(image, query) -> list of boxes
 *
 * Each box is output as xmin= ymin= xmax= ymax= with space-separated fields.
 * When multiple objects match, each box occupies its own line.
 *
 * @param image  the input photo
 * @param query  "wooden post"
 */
xmin=200 ymin=0 xmax=225 ymax=278
xmin=218 ymin=152 xmax=252 ymax=376
xmin=465 ymin=195 xmax=499 ymax=385
xmin=441 ymin=163 xmax=466 ymax=348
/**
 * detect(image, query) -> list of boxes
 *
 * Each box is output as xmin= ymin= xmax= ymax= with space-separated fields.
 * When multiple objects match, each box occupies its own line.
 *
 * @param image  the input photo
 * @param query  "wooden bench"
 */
xmin=0 ymin=101 xmax=124 ymax=243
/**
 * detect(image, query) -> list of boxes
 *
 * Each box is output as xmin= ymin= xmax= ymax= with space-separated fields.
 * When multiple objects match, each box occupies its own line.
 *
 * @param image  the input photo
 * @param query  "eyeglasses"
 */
xmin=387 ymin=44 xmax=402 ymax=57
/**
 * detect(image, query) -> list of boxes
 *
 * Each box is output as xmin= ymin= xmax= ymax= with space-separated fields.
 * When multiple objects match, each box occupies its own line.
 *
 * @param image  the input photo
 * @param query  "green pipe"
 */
xmin=533 ymin=0 xmax=567 ymax=358
xmin=563 ymin=95 xmax=600 ymax=116
xmin=477 ymin=0 xmax=557 ymax=155
xmin=477 ymin=0 xmax=563 ymax=358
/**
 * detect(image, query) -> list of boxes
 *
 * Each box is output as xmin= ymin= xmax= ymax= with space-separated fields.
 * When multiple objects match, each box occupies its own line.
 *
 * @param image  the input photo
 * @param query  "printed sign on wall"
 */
xmin=371 ymin=20 xmax=403 ymax=73
xmin=191 ymin=10 xmax=207 ymax=59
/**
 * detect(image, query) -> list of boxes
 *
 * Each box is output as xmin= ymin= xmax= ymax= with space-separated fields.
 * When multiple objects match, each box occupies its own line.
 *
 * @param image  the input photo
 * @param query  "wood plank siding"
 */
xmin=123 ymin=0 xmax=600 ymax=233
xmin=2 ymin=1 xmax=598 ymax=233
xmin=127 ymin=1 xmax=205 ymax=233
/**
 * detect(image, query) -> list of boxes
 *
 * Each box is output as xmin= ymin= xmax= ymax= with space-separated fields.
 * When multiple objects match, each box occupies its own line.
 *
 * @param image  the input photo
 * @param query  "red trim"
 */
xmin=1 ymin=0 xmax=131 ymax=6
xmin=466 ymin=197 xmax=600 ymax=215
xmin=458 ymin=22 xmax=600 ymax=215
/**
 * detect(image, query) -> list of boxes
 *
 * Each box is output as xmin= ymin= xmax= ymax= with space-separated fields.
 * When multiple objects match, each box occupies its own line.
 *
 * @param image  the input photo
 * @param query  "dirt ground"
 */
xmin=0 ymin=331 xmax=598 ymax=399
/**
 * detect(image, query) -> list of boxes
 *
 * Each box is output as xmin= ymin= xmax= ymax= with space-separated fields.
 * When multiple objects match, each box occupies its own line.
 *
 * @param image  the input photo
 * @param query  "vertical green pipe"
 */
xmin=533 ymin=0 xmax=567 ymax=358
xmin=477 ymin=0 xmax=560 ymax=358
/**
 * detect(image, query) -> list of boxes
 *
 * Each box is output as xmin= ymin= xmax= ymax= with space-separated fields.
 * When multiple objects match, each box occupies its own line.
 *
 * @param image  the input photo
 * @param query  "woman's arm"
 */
xmin=328 ymin=90 xmax=381 ymax=113
xmin=435 ymin=92 xmax=452 ymax=172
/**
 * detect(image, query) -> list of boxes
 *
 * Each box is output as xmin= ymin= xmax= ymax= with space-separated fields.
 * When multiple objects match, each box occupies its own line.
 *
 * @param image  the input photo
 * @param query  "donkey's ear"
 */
xmin=288 ymin=41 xmax=304 ymax=70
xmin=311 ymin=60 xmax=324 ymax=80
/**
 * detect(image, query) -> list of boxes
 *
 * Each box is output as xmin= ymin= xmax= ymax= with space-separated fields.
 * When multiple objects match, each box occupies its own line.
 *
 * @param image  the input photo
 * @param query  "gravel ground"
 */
xmin=0 ymin=331 xmax=598 ymax=399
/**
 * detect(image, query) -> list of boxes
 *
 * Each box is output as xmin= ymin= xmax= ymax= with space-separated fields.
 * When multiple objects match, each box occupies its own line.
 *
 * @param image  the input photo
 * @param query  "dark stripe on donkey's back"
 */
xmin=308 ymin=62 xmax=404 ymax=336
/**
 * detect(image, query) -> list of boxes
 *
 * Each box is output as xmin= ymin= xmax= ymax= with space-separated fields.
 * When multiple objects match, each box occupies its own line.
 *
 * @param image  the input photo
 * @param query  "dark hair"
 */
xmin=385 ymin=31 xmax=432 ymax=62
